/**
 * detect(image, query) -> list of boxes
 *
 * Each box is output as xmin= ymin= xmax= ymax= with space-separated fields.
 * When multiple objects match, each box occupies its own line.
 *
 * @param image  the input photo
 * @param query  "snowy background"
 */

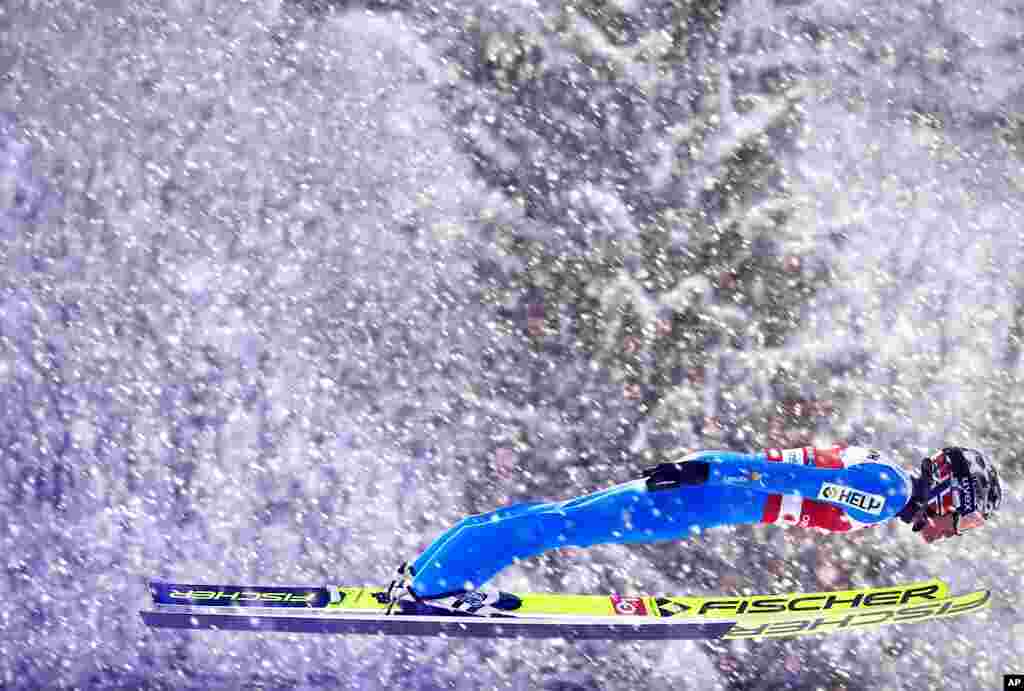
xmin=2 ymin=0 xmax=1024 ymax=689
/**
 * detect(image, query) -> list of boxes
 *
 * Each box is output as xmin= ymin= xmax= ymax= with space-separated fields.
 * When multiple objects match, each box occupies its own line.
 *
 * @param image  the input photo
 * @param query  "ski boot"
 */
xmin=379 ymin=562 xmax=422 ymax=615
xmin=377 ymin=562 xmax=523 ymax=616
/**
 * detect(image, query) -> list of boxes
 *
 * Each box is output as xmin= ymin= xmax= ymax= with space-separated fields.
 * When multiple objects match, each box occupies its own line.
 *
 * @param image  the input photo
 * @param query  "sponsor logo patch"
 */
xmin=959 ymin=476 xmax=978 ymax=515
xmin=781 ymin=448 xmax=804 ymax=464
xmin=818 ymin=482 xmax=885 ymax=515
xmin=611 ymin=595 xmax=648 ymax=616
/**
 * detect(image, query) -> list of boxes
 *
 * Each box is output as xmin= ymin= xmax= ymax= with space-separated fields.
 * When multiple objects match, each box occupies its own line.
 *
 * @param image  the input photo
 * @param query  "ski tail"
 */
xmin=139 ymin=607 xmax=737 ymax=639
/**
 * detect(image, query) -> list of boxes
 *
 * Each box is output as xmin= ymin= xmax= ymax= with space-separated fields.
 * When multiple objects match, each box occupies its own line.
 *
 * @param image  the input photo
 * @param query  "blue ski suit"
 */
xmin=409 ymin=446 xmax=914 ymax=599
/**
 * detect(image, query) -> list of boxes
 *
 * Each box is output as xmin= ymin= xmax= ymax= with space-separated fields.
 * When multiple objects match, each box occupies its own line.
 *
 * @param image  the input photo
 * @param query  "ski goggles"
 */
xmin=953 ymin=510 xmax=986 ymax=535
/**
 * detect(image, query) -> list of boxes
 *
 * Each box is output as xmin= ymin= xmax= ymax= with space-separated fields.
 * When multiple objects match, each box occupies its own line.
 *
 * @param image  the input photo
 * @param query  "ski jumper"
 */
xmin=408 ymin=446 xmax=914 ymax=599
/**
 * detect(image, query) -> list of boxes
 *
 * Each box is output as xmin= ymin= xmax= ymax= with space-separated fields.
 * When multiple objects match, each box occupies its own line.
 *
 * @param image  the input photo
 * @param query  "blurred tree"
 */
xmin=440 ymin=1 xmax=829 ymax=515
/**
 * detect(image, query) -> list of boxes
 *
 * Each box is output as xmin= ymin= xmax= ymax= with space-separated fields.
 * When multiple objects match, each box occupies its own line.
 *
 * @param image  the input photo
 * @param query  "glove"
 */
xmin=641 ymin=461 xmax=711 ymax=491
xmin=897 ymin=458 xmax=934 ymax=529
